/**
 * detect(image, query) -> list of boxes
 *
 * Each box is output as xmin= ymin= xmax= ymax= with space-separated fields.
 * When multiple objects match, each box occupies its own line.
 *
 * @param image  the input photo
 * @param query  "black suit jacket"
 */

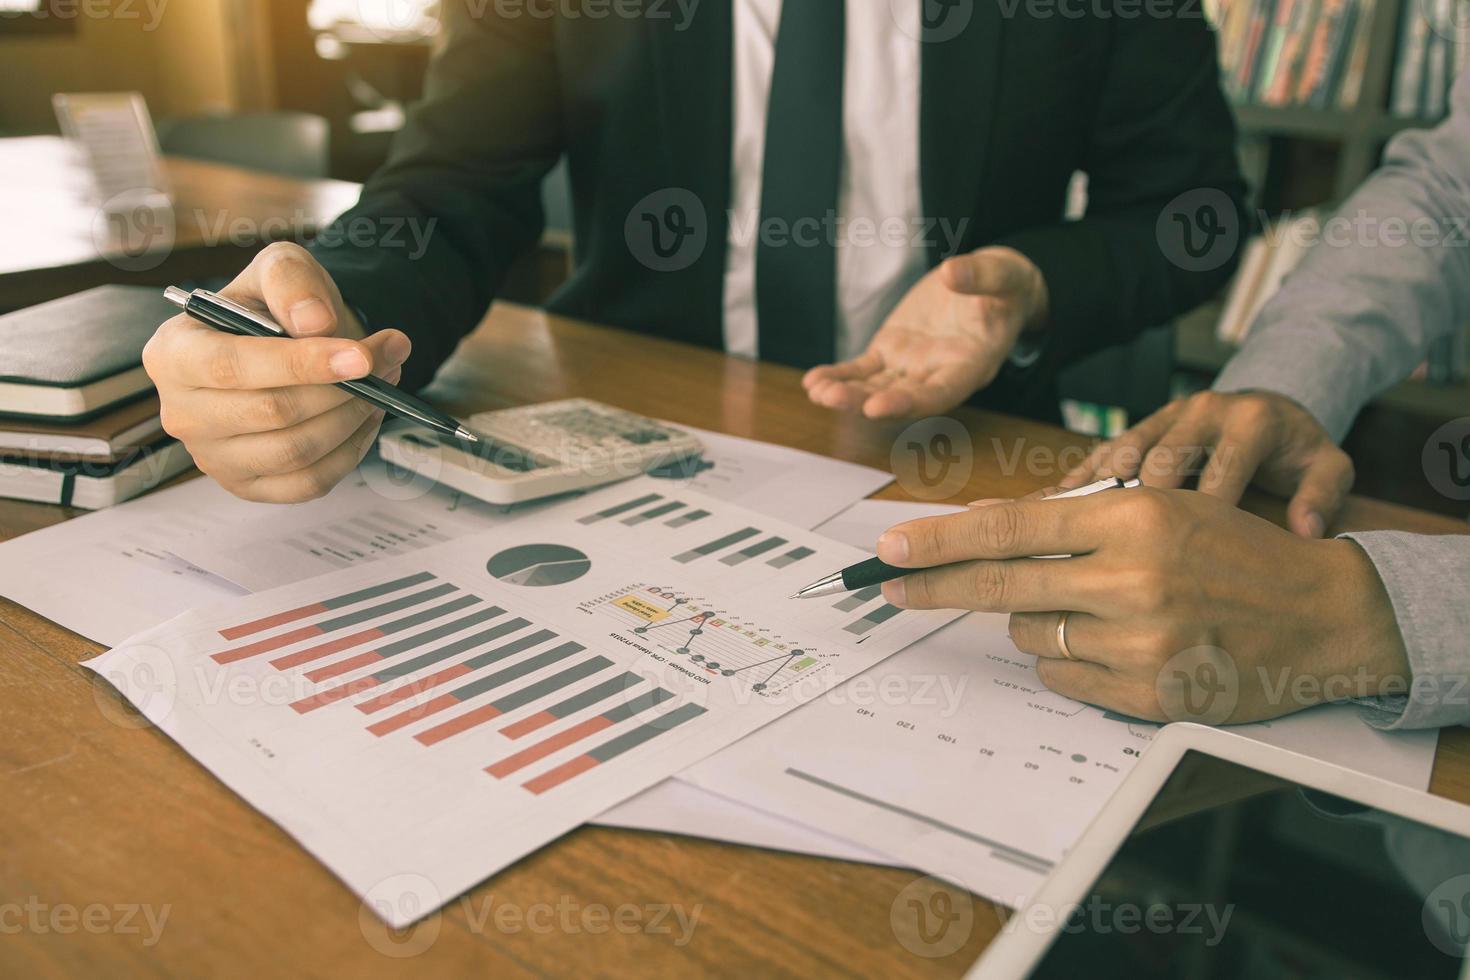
xmin=313 ymin=0 xmax=1246 ymax=419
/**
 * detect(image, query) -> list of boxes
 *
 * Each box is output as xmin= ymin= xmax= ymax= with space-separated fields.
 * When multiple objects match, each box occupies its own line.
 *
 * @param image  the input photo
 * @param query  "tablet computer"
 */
xmin=969 ymin=723 xmax=1470 ymax=979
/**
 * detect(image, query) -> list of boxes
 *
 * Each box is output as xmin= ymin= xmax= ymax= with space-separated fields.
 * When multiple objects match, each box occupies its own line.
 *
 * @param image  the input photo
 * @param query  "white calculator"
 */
xmin=376 ymin=398 xmax=706 ymax=505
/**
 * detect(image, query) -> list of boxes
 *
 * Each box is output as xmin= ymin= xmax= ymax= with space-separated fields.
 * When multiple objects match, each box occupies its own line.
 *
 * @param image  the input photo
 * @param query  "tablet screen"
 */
xmin=1028 ymin=750 xmax=1470 ymax=979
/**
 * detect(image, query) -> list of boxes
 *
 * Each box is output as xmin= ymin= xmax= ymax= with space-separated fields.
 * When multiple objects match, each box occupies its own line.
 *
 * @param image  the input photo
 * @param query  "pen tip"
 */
xmin=455 ymin=426 xmax=480 ymax=443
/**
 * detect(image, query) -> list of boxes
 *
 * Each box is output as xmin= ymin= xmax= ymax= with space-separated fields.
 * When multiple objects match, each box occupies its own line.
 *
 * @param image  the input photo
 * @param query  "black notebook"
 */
xmin=0 ymin=285 xmax=176 ymax=420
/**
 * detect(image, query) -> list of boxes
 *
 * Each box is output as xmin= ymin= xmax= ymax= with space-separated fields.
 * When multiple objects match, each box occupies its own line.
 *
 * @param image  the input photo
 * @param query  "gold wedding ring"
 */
xmin=1056 ymin=611 xmax=1075 ymax=661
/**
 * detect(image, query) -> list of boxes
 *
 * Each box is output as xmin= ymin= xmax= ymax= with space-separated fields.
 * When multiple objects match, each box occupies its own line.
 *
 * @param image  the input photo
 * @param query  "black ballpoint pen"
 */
xmin=164 ymin=286 xmax=479 ymax=444
xmin=789 ymin=477 xmax=1140 ymax=599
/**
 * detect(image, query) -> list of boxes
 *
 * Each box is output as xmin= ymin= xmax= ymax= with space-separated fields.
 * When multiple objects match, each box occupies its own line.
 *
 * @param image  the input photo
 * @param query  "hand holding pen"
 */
xmin=791 ymin=478 xmax=1138 ymax=599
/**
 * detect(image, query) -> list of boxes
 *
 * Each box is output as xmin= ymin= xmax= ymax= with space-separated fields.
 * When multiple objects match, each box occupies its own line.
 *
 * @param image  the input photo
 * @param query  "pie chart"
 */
xmin=487 ymin=544 xmax=592 ymax=587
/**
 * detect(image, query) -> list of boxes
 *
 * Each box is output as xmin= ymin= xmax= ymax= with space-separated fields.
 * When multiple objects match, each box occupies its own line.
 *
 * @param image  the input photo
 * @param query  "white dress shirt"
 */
xmin=722 ymin=0 xmax=927 ymax=361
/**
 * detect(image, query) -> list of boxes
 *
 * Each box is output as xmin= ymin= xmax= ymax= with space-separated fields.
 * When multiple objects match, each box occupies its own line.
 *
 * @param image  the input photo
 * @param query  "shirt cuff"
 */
xmin=1340 ymin=530 xmax=1470 ymax=730
xmin=1211 ymin=327 xmax=1366 ymax=444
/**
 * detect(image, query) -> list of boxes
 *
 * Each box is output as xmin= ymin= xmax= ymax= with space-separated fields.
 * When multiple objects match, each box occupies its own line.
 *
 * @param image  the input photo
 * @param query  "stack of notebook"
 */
xmin=0 ymin=286 xmax=194 ymax=509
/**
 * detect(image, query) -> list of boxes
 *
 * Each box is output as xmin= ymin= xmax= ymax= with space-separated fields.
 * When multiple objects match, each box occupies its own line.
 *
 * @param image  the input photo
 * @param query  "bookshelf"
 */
xmin=1179 ymin=0 xmax=1470 ymax=428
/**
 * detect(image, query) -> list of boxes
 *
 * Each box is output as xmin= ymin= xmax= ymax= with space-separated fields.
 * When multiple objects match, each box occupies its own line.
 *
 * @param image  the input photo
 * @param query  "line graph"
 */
xmin=588 ymin=584 xmax=830 ymax=695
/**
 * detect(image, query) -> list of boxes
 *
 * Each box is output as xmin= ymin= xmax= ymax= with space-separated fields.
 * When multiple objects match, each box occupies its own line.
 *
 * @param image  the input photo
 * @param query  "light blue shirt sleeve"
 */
xmin=1212 ymin=71 xmax=1470 ymax=730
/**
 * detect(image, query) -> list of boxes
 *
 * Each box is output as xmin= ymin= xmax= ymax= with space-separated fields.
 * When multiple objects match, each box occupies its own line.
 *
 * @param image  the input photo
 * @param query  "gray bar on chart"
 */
xmin=373 ymin=605 xmax=503 ymax=658
xmin=374 ymin=616 xmax=530 ymax=681
xmin=844 ymin=603 xmax=904 ymax=635
xmin=452 ymin=641 xmax=585 ymax=701
xmin=541 ymin=670 xmax=644 ymax=720
xmin=673 ymin=526 xmax=761 ymax=563
xmin=720 ymin=536 xmax=787 ymax=566
xmin=621 ymin=500 xmax=685 ymax=525
xmin=666 ymin=509 xmax=710 ymax=528
xmin=579 ymin=493 xmax=662 ymax=524
xmin=490 ymin=656 xmax=613 ymax=713
xmin=833 ymin=585 xmax=882 ymax=612
xmin=317 ymin=582 xmax=458 ymax=631
xmin=767 ymin=545 xmax=814 ymax=569
xmin=377 ymin=594 xmax=482 ymax=636
xmin=601 ymin=686 xmax=675 ymax=724
xmin=587 ymin=701 xmax=707 ymax=762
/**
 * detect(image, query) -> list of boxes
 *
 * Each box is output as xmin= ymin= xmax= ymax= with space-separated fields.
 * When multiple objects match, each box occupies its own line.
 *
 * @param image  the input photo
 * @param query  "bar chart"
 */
xmin=205 ymin=569 xmax=713 ymax=797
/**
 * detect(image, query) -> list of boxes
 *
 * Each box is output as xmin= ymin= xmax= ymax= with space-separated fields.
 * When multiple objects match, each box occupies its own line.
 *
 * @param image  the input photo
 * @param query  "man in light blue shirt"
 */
xmin=870 ymin=72 xmax=1470 ymax=730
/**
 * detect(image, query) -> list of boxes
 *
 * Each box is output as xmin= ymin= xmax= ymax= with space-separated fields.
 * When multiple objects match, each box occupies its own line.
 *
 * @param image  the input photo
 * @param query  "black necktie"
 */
xmin=755 ymin=0 xmax=844 ymax=368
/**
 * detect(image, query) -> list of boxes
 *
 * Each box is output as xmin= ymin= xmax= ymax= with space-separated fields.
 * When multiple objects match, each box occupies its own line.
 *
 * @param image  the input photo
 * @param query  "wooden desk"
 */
xmin=0 ymin=136 xmax=361 ymax=312
xmin=2 ymin=304 xmax=1467 ymax=976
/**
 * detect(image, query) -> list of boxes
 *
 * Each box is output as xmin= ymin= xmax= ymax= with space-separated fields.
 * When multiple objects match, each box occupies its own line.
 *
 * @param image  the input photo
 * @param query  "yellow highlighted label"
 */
xmin=615 ymin=595 xmax=668 ymax=623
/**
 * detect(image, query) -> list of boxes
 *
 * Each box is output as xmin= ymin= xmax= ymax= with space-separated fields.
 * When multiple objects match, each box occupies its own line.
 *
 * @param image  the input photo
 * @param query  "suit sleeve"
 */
xmin=310 ymin=1 xmax=562 ymax=391
xmin=996 ymin=2 xmax=1249 ymax=368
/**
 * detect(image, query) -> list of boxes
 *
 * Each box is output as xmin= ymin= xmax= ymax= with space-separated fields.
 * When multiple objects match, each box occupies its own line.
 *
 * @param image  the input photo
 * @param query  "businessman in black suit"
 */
xmin=144 ymin=0 xmax=1246 ymax=502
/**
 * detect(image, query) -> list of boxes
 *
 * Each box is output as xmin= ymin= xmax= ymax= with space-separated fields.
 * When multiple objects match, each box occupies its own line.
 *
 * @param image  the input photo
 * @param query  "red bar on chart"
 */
xmin=520 ymin=702 xmax=705 ymax=795
xmin=486 ymin=687 xmax=675 ymax=779
xmin=413 ymin=656 xmax=611 ymax=747
xmin=217 ymin=571 xmax=437 ymax=640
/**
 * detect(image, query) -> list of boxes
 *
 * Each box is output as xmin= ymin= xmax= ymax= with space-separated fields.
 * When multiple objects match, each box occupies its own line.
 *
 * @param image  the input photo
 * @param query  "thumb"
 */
xmin=1285 ymin=450 xmax=1354 ymax=538
xmin=940 ymin=248 xmax=1031 ymax=297
xmin=225 ymin=242 xmax=344 ymax=338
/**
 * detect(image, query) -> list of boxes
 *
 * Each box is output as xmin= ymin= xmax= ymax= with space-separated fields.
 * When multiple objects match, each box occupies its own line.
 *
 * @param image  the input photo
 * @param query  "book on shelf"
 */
xmin=1214 ymin=209 xmax=1322 ymax=344
xmin=1212 ymin=0 xmax=1377 ymax=109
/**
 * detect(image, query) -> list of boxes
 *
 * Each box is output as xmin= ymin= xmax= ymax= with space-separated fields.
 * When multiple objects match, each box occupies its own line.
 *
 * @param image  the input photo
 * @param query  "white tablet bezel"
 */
xmin=969 ymin=722 xmax=1470 ymax=979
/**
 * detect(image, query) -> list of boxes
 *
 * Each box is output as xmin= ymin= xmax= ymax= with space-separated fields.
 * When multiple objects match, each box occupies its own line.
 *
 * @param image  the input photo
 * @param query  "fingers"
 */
xmin=158 ymin=330 xmax=410 ymax=438
xmin=1286 ymin=449 xmax=1354 ymax=538
xmin=1196 ymin=418 xmax=1272 ymax=505
xmin=233 ymin=409 xmax=387 ymax=504
xmin=876 ymin=499 xmax=1101 ymax=568
xmin=225 ymin=242 xmax=343 ymax=337
xmin=1007 ymin=610 xmax=1118 ymax=664
xmin=1064 ymin=403 xmax=1180 ymax=486
xmin=804 ymin=352 xmax=886 ymax=412
xmin=147 ymin=314 xmax=381 ymax=391
xmin=1138 ymin=413 xmax=1216 ymax=490
xmin=940 ymin=248 xmax=1032 ymax=297
xmin=192 ymin=378 xmax=392 ymax=484
xmin=1033 ymin=659 xmax=1148 ymax=717
xmin=862 ymin=359 xmax=991 ymax=420
xmin=881 ymin=555 xmax=1104 ymax=614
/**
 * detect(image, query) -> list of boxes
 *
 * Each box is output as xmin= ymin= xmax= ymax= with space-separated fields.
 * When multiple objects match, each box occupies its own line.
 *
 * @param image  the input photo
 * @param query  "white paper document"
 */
xmin=86 ymin=483 xmax=960 ymax=925
xmin=679 ymin=500 xmax=1440 ymax=908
